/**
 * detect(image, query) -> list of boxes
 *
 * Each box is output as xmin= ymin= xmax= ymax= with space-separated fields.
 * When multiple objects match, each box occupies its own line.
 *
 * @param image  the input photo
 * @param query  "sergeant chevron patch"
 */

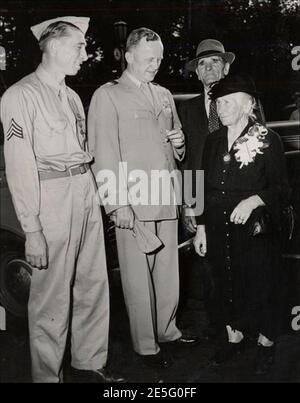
xmin=6 ymin=118 xmax=24 ymax=141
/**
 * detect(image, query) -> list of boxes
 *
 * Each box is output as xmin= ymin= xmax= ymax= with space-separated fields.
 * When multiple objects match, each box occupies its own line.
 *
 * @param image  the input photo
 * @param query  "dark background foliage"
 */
xmin=1 ymin=0 xmax=300 ymax=120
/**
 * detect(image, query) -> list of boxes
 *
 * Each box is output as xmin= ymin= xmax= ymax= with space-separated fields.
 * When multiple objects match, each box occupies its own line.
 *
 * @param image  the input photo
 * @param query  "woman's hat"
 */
xmin=209 ymin=73 xmax=261 ymax=100
xmin=186 ymin=39 xmax=235 ymax=72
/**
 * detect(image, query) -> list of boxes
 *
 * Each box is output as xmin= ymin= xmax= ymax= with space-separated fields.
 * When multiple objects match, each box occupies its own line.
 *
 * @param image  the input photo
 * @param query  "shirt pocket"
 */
xmin=120 ymin=109 xmax=154 ymax=139
xmin=120 ymin=109 xmax=153 ymax=123
xmin=34 ymin=117 xmax=67 ymax=156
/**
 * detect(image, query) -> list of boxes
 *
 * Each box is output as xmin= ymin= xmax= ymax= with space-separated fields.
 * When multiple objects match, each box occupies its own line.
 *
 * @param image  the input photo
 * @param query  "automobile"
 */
xmin=0 ymin=94 xmax=299 ymax=326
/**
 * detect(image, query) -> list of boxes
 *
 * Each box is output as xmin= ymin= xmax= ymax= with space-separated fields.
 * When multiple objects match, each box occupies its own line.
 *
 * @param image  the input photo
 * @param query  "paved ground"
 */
xmin=0 ymin=260 xmax=299 ymax=383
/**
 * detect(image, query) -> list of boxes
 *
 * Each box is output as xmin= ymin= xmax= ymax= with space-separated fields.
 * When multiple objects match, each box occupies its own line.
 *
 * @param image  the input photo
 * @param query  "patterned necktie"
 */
xmin=208 ymin=98 xmax=220 ymax=133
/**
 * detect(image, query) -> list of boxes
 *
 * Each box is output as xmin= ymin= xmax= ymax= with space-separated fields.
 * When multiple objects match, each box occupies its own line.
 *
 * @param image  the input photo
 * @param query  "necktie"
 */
xmin=208 ymin=98 xmax=220 ymax=133
xmin=58 ymin=87 xmax=81 ymax=146
xmin=140 ymin=83 xmax=154 ymax=107
xmin=58 ymin=87 xmax=75 ymax=128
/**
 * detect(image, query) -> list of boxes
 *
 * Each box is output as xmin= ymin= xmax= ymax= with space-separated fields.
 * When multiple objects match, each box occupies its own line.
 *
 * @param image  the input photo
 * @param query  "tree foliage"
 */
xmin=0 ymin=0 xmax=299 ymax=118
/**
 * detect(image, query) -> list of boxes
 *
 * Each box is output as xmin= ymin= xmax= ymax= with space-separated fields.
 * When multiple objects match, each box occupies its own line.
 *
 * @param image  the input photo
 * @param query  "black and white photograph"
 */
xmin=0 ymin=0 xmax=299 ymax=386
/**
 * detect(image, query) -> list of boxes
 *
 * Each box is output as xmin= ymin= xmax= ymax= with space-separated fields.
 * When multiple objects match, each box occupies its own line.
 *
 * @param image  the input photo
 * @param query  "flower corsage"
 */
xmin=233 ymin=123 xmax=270 ymax=168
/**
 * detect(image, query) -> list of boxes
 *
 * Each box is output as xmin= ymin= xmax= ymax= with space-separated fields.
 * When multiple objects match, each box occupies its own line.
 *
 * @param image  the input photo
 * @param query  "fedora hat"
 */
xmin=209 ymin=72 xmax=261 ymax=100
xmin=186 ymin=39 xmax=235 ymax=72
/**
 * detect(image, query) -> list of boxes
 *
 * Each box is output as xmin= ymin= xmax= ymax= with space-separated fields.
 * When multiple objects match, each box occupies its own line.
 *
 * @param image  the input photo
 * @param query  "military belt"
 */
xmin=39 ymin=164 xmax=90 ymax=181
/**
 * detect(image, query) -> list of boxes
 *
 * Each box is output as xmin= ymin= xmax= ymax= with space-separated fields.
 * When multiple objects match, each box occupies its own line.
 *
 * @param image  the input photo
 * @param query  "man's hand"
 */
xmin=111 ymin=206 xmax=135 ymax=230
xmin=166 ymin=128 xmax=185 ymax=148
xmin=193 ymin=225 xmax=207 ymax=257
xmin=182 ymin=207 xmax=197 ymax=234
xmin=25 ymin=230 xmax=48 ymax=270
xmin=230 ymin=195 xmax=264 ymax=225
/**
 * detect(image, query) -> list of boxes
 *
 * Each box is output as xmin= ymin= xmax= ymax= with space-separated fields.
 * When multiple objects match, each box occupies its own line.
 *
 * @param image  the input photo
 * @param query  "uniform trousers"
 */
xmin=115 ymin=219 xmax=181 ymax=355
xmin=28 ymin=171 xmax=109 ymax=382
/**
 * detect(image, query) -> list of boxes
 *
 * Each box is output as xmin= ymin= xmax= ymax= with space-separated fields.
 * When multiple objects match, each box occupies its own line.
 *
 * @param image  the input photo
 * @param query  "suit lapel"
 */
xmin=196 ymin=93 xmax=208 ymax=132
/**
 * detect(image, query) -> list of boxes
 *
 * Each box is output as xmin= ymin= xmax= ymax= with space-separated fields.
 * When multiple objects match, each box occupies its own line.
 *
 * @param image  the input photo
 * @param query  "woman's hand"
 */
xmin=193 ymin=225 xmax=207 ymax=257
xmin=230 ymin=195 xmax=264 ymax=225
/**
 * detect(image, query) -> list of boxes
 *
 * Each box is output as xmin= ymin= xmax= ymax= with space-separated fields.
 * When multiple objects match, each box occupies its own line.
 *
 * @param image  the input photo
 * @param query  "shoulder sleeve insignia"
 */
xmin=6 ymin=118 xmax=24 ymax=141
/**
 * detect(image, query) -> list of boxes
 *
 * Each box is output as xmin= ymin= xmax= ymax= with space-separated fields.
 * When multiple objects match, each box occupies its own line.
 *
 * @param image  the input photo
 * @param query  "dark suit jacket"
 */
xmin=178 ymin=93 xmax=209 ymax=173
xmin=178 ymin=93 xmax=222 ymax=206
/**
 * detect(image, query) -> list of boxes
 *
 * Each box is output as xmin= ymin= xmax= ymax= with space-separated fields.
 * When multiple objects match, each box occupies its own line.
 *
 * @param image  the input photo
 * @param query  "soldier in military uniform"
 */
xmin=88 ymin=27 xmax=198 ymax=369
xmin=0 ymin=17 xmax=122 ymax=383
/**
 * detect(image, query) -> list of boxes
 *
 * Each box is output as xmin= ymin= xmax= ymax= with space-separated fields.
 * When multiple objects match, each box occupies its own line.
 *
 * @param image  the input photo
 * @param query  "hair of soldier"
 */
xmin=39 ymin=21 xmax=82 ymax=52
xmin=126 ymin=27 xmax=161 ymax=52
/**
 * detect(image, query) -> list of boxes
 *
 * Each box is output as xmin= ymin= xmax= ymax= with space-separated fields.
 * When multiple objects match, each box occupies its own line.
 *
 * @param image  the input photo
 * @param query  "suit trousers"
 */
xmin=28 ymin=171 xmax=109 ymax=383
xmin=115 ymin=219 xmax=182 ymax=355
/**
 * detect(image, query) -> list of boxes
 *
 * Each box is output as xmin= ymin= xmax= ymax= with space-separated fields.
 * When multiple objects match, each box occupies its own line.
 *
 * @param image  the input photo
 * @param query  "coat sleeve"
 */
xmin=256 ymin=130 xmax=291 ymax=219
xmin=1 ymin=85 xmax=42 ymax=233
xmin=88 ymin=86 xmax=130 ymax=215
xmin=195 ymin=135 xmax=212 ymax=225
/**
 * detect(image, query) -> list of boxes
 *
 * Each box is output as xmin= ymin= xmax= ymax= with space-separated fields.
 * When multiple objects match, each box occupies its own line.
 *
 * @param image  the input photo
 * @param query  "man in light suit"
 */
xmin=88 ymin=27 xmax=198 ymax=368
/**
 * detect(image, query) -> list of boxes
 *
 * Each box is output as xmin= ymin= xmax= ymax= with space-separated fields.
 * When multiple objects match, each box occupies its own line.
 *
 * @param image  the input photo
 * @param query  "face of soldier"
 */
xmin=126 ymin=37 xmax=164 ymax=83
xmin=216 ymin=92 xmax=251 ymax=127
xmin=196 ymin=56 xmax=229 ymax=90
xmin=54 ymin=28 xmax=88 ymax=76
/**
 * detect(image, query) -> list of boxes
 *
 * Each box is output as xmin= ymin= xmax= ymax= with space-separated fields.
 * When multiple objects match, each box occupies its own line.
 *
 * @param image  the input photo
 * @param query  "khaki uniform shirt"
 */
xmin=0 ymin=64 xmax=92 ymax=233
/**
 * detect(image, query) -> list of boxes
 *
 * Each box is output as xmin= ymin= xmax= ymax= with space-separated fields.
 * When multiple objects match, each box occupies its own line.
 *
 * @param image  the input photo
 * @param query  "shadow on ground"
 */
xmin=1 ymin=256 xmax=300 ymax=383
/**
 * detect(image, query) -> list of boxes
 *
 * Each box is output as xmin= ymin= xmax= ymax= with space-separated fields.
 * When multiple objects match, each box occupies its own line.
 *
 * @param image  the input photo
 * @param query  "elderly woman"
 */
xmin=193 ymin=73 xmax=290 ymax=372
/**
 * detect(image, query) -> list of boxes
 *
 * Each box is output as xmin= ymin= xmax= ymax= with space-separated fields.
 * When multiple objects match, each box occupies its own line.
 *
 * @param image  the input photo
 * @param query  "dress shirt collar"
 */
xmin=125 ymin=70 xmax=146 ymax=88
xmin=204 ymin=87 xmax=210 ymax=99
xmin=36 ymin=64 xmax=67 ymax=96
xmin=204 ymin=87 xmax=211 ymax=116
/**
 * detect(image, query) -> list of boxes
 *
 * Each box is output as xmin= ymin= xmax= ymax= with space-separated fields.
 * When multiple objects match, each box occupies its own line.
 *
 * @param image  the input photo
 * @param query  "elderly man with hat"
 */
xmin=179 ymin=39 xmax=235 ymax=224
xmin=0 ymin=17 xmax=122 ymax=383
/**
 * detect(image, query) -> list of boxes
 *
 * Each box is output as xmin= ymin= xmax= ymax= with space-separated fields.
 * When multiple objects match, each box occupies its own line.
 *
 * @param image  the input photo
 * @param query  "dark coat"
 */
xmin=178 ymin=93 xmax=222 ymax=206
xmin=196 ymin=122 xmax=291 ymax=339
xmin=178 ymin=93 xmax=209 ymax=173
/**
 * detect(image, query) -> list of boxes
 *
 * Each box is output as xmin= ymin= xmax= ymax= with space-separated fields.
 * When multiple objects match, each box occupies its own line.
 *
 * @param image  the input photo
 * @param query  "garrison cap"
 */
xmin=30 ymin=16 xmax=90 ymax=41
